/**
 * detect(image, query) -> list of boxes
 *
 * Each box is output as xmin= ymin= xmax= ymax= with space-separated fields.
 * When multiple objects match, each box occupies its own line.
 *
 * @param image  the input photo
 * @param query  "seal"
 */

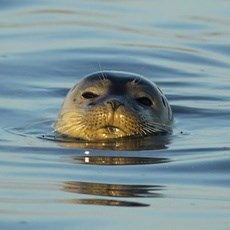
xmin=55 ymin=71 xmax=173 ymax=140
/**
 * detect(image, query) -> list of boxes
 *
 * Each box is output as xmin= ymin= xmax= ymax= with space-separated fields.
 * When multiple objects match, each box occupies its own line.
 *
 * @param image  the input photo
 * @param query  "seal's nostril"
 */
xmin=107 ymin=100 xmax=123 ymax=111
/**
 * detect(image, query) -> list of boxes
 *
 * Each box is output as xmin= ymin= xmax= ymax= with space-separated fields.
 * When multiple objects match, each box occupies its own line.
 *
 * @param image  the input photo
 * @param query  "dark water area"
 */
xmin=0 ymin=0 xmax=230 ymax=229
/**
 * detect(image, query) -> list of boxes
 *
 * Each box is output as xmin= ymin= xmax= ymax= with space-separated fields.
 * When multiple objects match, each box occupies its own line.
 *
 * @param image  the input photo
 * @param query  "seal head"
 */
xmin=55 ymin=71 xmax=173 ymax=140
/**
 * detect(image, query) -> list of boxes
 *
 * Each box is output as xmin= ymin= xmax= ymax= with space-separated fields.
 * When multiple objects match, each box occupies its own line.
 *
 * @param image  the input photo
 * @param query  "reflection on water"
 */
xmin=61 ymin=154 xmax=168 ymax=207
xmin=70 ymin=156 xmax=170 ymax=166
xmin=63 ymin=181 xmax=164 ymax=207
xmin=46 ymin=134 xmax=172 ymax=151
xmin=64 ymin=198 xmax=149 ymax=207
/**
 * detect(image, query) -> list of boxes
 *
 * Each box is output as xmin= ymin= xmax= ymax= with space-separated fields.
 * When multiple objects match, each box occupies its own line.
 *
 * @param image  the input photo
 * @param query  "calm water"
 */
xmin=0 ymin=0 xmax=230 ymax=229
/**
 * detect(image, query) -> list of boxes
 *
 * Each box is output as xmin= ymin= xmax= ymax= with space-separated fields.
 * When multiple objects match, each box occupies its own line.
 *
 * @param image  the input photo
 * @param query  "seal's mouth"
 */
xmin=102 ymin=126 xmax=124 ymax=133
xmin=96 ymin=125 xmax=127 ymax=139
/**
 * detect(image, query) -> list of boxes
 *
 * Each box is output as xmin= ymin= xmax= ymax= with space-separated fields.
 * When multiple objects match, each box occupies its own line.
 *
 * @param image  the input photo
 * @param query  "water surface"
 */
xmin=0 ymin=0 xmax=230 ymax=229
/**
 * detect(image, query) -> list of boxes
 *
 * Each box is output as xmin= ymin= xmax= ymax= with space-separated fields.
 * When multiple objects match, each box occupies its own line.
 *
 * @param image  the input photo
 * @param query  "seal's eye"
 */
xmin=82 ymin=92 xmax=99 ymax=99
xmin=136 ymin=97 xmax=152 ymax=106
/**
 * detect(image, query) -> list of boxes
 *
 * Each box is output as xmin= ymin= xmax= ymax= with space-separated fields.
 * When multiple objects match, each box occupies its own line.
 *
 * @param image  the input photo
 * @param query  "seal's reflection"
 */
xmin=63 ymin=181 xmax=165 ymax=207
xmin=72 ymin=156 xmax=170 ymax=165
xmin=62 ymin=155 xmax=170 ymax=207
xmin=54 ymin=135 xmax=171 ymax=151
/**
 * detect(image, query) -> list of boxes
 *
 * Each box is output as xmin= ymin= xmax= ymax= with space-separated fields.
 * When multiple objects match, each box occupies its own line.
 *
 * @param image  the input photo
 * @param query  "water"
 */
xmin=0 ymin=0 xmax=230 ymax=229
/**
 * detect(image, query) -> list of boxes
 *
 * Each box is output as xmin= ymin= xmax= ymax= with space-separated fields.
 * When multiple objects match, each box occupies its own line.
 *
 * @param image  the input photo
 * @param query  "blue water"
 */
xmin=0 ymin=0 xmax=230 ymax=229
